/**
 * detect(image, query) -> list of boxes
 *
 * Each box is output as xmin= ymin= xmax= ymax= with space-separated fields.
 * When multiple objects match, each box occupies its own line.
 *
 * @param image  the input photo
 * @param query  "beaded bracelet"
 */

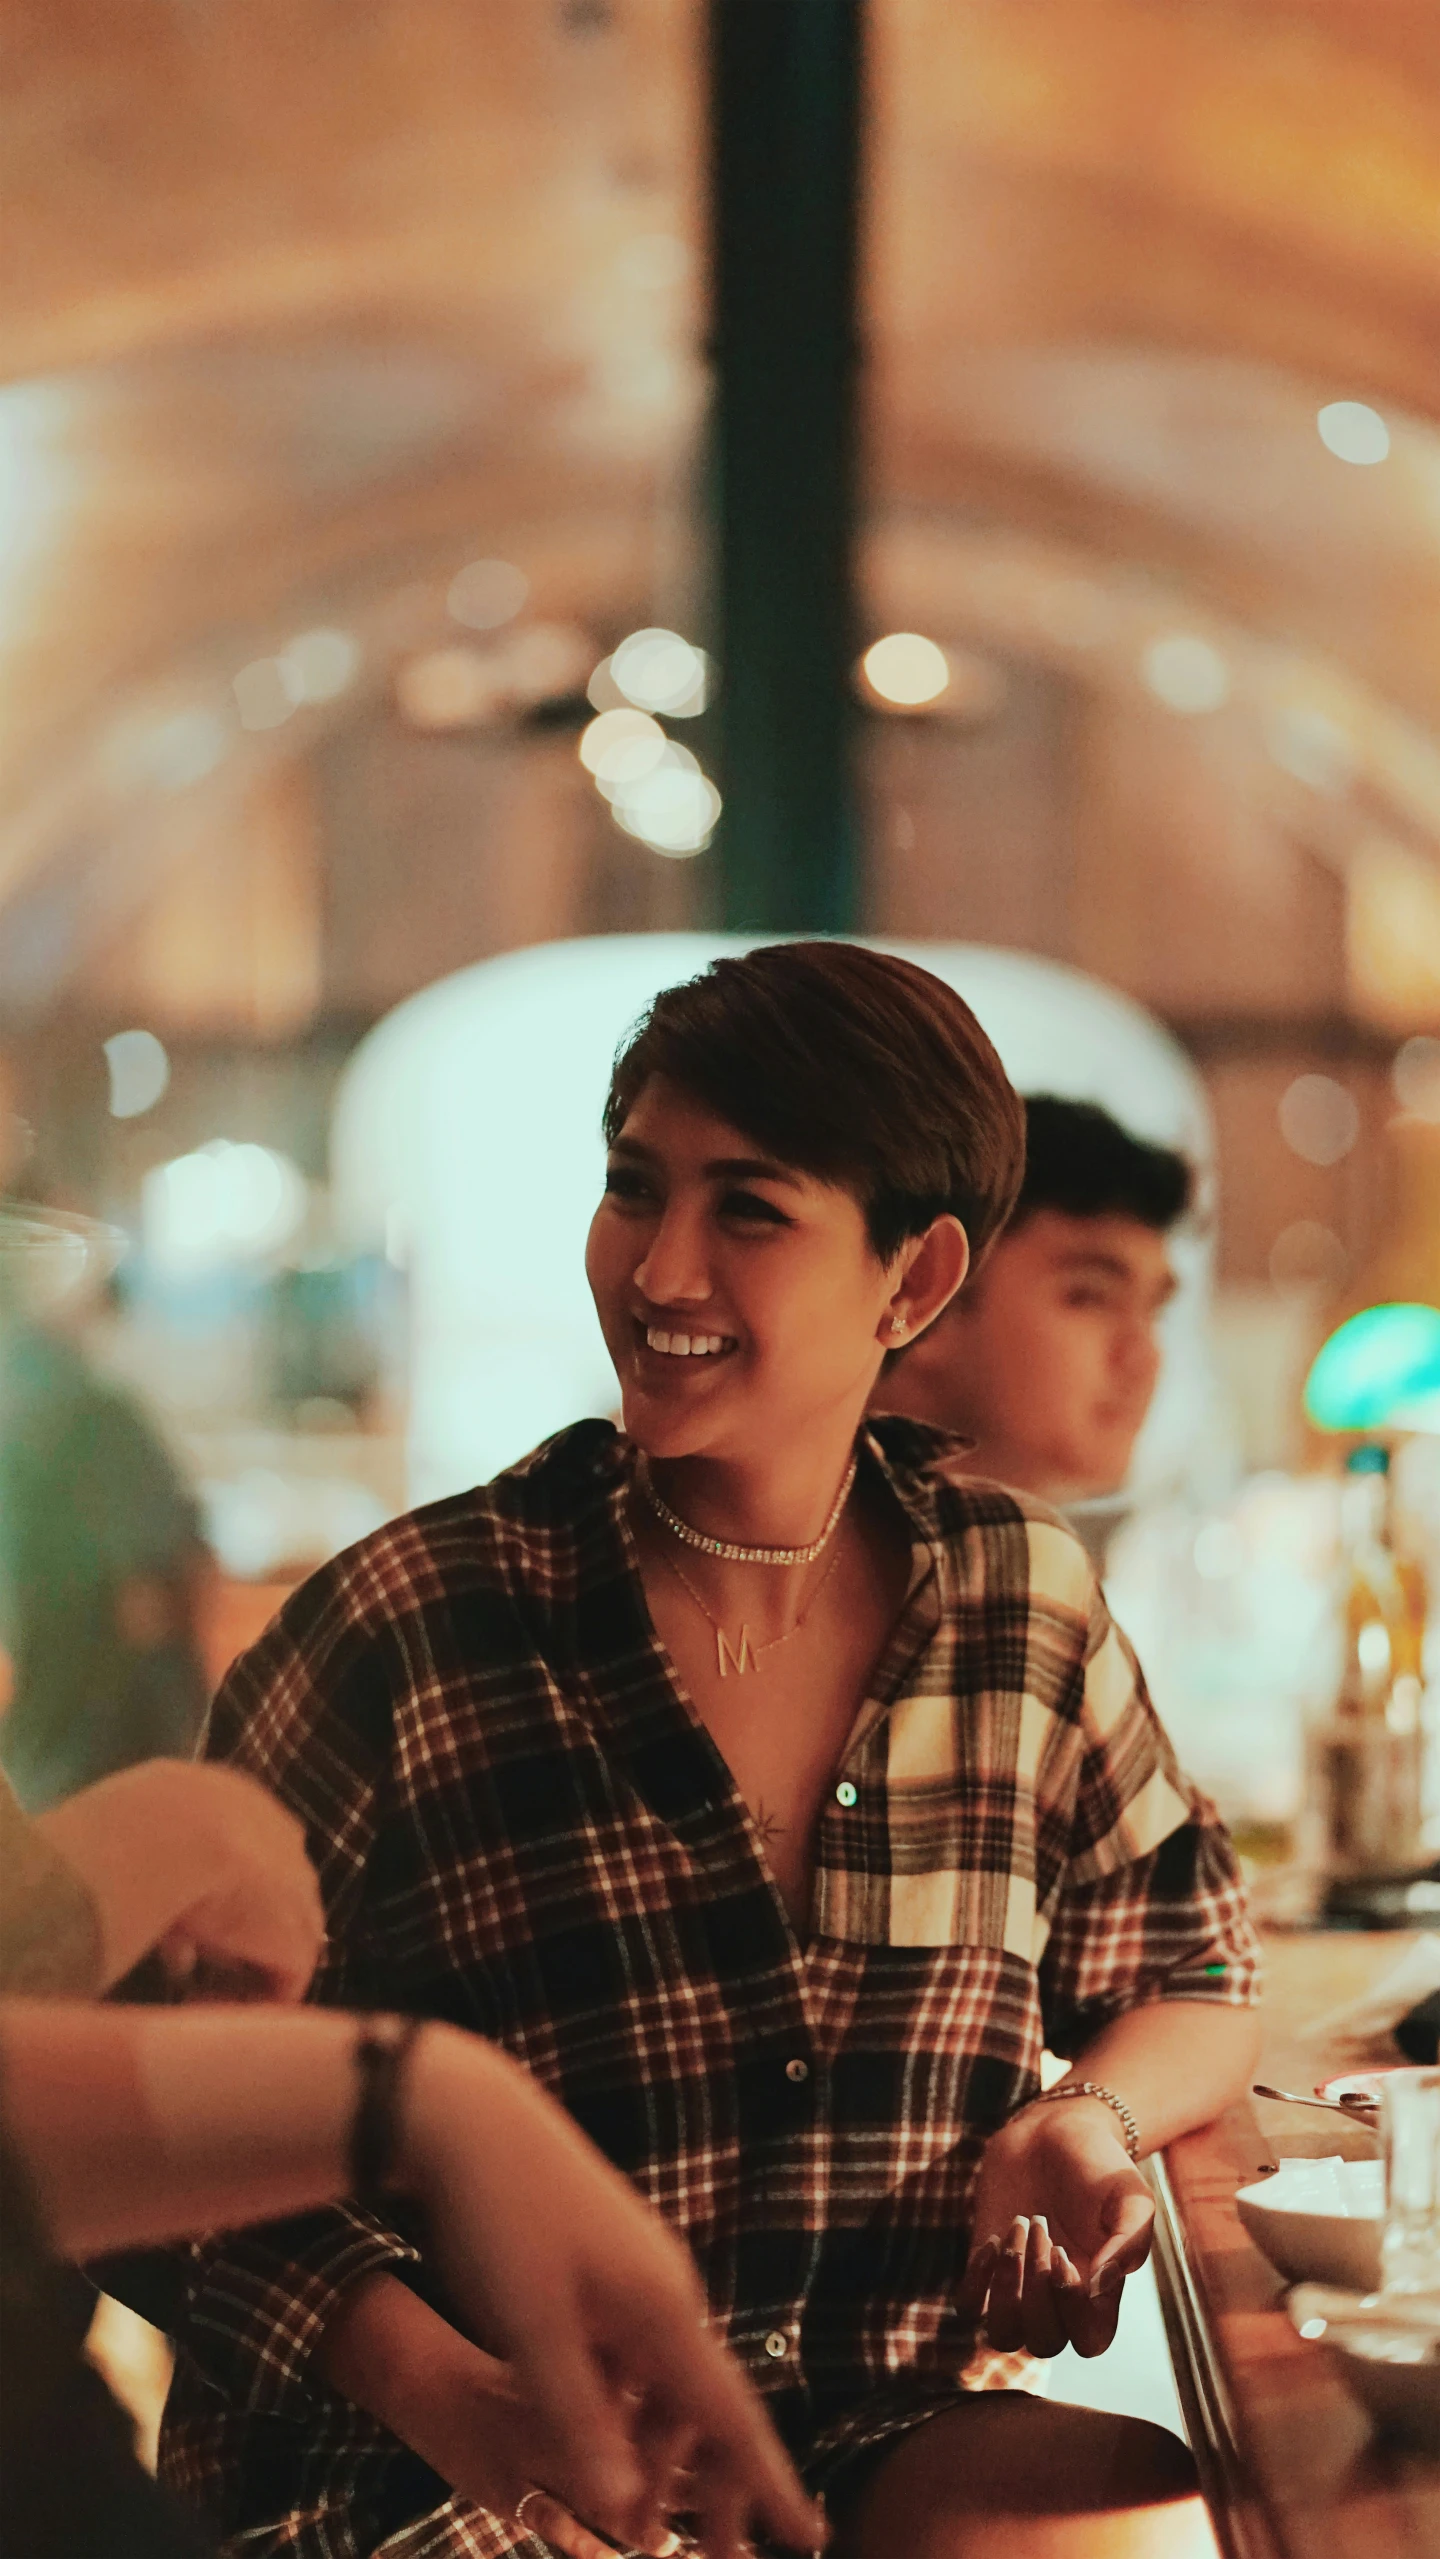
xmin=350 ymin=2014 xmax=425 ymax=2204
xmin=1038 ymin=2078 xmax=1141 ymax=2162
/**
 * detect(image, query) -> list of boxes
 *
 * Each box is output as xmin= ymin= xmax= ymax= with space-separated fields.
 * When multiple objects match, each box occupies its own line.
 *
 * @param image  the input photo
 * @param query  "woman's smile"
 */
xmin=636 ymin=1318 xmax=738 ymax=1361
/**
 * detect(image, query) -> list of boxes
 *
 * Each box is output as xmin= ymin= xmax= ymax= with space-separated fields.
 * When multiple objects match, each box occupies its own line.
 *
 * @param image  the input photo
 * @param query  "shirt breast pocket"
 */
xmin=819 ymin=1688 xmax=1052 ymax=1963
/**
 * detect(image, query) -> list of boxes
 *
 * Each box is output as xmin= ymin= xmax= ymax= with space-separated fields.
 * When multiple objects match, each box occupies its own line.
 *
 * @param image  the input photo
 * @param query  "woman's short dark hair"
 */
xmin=603 ymin=942 xmax=1026 ymax=1263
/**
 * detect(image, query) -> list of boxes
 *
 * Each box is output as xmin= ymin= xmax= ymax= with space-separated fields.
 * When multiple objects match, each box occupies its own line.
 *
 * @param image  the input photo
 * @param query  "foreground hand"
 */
xmin=958 ymin=2098 xmax=1155 ymax=2358
xmin=402 ymin=2348 xmax=698 ymax=2559
xmin=33 ymin=1759 xmax=325 ymax=1997
xmin=407 ymin=2029 xmax=826 ymax=2557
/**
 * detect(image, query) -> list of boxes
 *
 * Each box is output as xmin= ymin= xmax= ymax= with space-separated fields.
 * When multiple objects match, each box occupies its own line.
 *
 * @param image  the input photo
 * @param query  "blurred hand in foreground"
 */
xmin=33 ymin=1758 xmax=325 ymax=1996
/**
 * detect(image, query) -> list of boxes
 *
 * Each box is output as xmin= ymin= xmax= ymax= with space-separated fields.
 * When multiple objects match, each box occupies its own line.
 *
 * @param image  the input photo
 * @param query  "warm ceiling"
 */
xmin=3 ymin=0 xmax=1440 ymax=1023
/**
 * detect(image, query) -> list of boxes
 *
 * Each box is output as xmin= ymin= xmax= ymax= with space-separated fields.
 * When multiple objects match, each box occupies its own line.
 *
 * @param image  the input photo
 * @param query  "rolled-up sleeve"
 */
xmin=178 ymin=2204 xmax=424 ymax=2416
xmin=1039 ymin=1582 xmax=1262 ymax=2055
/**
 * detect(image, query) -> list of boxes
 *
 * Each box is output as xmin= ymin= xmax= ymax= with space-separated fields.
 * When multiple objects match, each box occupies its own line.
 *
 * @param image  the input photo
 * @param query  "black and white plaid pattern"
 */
xmin=160 ymin=1417 xmax=1259 ymax=2557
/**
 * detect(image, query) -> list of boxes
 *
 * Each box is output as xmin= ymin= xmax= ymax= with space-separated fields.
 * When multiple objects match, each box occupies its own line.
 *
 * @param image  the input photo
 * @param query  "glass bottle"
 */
xmin=1308 ymin=1443 xmax=1427 ymax=1880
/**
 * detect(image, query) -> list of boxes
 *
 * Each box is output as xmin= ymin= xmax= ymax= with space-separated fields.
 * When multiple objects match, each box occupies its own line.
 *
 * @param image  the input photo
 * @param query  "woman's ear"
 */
xmin=880 ymin=1216 xmax=970 ymax=1346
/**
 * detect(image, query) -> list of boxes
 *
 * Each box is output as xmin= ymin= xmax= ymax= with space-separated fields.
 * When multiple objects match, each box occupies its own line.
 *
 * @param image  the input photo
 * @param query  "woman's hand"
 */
xmin=32 ymin=1760 xmax=325 ymax=1996
xmin=957 ymin=2098 xmax=1155 ymax=2359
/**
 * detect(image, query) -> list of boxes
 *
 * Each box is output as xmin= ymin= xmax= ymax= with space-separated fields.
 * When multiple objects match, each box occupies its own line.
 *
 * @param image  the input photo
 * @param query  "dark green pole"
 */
xmin=707 ymin=0 xmax=864 ymax=934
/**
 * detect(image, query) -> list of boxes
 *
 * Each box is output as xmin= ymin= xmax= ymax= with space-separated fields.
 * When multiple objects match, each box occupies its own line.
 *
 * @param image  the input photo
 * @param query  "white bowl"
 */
xmin=1236 ymin=2156 xmax=1385 ymax=2291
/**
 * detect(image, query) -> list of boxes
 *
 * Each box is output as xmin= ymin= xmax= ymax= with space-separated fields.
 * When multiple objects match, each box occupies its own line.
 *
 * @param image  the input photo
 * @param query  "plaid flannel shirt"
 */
xmin=160 ymin=1417 xmax=1259 ymax=2558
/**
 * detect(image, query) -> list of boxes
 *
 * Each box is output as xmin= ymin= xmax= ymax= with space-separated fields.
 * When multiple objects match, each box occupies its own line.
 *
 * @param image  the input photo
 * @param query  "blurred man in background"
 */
xmin=878 ymin=1095 xmax=1192 ymax=1505
xmin=0 ymin=1267 xmax=213 ymax=1811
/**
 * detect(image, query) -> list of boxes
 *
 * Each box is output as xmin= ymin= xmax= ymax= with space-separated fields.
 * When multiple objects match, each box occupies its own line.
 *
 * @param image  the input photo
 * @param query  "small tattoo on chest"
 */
xmin=753 ymin=1798 xmax=787 ymax=1847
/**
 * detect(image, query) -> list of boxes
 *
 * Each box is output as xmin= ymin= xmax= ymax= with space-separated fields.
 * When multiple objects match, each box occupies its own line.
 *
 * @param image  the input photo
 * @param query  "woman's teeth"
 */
xmin=645 ymin=1328 xmax=732 ymax=1358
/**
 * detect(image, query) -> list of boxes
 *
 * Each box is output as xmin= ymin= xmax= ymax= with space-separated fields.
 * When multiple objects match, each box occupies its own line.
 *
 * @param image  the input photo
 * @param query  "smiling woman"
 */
xmin=159 ymin=943 xmax=1261 ymax=2559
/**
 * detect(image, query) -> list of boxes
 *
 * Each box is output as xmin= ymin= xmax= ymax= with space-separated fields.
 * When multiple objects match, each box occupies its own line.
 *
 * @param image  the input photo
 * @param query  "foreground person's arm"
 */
xmin=26 ymin=1759 xmax=325 ymax=1996
xmin=0 ymin=2003 xmax=823 ymax=2559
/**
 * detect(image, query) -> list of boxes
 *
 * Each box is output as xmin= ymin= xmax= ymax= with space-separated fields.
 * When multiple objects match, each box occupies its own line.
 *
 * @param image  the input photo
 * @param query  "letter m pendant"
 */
xmin=715 ymin=1623 xmax=757 ymax=1678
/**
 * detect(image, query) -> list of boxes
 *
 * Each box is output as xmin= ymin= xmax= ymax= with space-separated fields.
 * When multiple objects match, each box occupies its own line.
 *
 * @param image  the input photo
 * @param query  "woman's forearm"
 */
xmin=317 ymin=2265 xmax=508 ymax=2472
xmin=1062 ymin=1999 xmax=1263 ymax=2153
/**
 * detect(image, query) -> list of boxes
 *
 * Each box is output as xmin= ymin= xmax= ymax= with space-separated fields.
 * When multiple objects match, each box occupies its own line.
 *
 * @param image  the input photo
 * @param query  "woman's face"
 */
xmin=585 ymin=1075 xmax=900 ymax=1462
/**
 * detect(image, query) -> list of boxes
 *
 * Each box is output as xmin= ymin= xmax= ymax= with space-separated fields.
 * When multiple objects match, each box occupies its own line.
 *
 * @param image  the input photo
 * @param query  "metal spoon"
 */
xmin=1253 ymin=2081 xmax=1378 ymax=2118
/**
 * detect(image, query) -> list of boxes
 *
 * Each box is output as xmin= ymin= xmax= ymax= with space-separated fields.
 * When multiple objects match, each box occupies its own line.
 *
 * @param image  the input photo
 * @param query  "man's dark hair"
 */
xmin=604 ymin=942 xmax=1026 ymax=1262
xmin=1013 ymin=1096 xmax=1192 ymax=1233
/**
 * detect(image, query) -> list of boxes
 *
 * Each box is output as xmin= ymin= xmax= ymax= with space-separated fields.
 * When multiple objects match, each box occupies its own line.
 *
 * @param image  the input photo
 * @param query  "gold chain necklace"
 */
xmin=652 ymin=1533 xmax=848 ymax=1679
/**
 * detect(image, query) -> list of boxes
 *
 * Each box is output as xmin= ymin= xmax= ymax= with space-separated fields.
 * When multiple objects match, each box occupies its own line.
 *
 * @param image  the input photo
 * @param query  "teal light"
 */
xmin=1304 ymin=1302 xmax=1440 ymax=1433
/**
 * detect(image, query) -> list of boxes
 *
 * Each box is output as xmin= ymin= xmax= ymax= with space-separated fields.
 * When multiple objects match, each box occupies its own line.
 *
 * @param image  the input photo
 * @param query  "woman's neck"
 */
xmin=644 ymin=1424 xmax=865 ymax=1554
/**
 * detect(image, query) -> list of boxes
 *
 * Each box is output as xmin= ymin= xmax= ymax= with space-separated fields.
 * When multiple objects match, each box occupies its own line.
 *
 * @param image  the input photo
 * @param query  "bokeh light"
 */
xmin=280 ymin=627 xmax=359 ymax=704
xmin=1317 ymin=401 xmax=1391 ymax=466
xmin=1278 ymin=1074 xmax=1359 ymax=1167
xmin=861 ymin=633 xmax=950 ymax=706
xmin=610 ymin=627 xmax=709 ymax=716
xmin=143 ymin=1141 xmax=307 ymax=1273
xmin=232 ymin=658 xmax=295 ymax=732
xmin=1305 ymin=1303 xmax=1440 ymax=1431
xmin=1268 ymin=1220 xmax=1348 ymax=1294
xmin=611 ymin=746 xmax=720 ymax=856
xmin=579 ymin=707 xmax=667 ymax=789
xmin=103 ymin=1029 xmax=170 ymax=1120
xmin=394 ymin=648 xmax=507 ymax=731
xmin=1140 ymin=634 xmax=1231 ymax=715
xmin=104 ymin=706 xmax=230 ymax=795
xmin=447 ymin=558 xmax=529 ymax=632
xmin=1393 ymin=1035 xmax=1440 ymax=1122
xmin=1265 ymin=704 xmax=1356 ymax=795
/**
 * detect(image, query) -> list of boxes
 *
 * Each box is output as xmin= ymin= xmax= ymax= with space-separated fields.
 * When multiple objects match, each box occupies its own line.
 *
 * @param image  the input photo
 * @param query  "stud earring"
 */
xmin=890 ymin=1313 xmax=909 ymax=1338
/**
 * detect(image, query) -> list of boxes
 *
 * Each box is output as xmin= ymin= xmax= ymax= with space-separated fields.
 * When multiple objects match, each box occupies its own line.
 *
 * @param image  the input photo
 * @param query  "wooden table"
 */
xmin=1151 ymin=1932 xmax=1440 ymax=2559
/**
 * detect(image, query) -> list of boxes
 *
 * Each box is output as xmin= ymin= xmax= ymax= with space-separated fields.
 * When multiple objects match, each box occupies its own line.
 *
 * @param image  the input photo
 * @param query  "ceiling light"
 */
xmin=1317 ymin=402 xmax=1391 ymax=466
xmin=610 ymin=628 xmax=710 ymax=717
xmin=861 ymin=633 xmax=950 ymax=707
xmin=1140 ymin=634 xmax=1230 ymax=716
xmin=447 ymin=559 xmax=529 ymax=632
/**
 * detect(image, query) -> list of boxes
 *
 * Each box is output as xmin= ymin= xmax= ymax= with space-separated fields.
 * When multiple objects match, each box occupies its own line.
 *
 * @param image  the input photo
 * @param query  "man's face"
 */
xmin=885 ymin=1208 xmax=1176 ymax=1501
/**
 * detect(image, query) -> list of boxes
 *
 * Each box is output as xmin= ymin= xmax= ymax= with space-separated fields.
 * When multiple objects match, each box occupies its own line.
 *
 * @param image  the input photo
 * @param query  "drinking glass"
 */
xmin=1381 ymin=2067 xmax=1440 ymax=2300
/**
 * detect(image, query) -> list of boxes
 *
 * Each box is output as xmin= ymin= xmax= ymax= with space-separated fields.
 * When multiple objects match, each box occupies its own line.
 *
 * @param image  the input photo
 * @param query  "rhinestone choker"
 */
xmin=636 ymin=1452 xmax=858 ymax=1567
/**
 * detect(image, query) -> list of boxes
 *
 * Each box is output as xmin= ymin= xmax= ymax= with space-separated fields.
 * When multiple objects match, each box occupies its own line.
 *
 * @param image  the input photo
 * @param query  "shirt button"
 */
xmin=835 ymin=1780 xmax=858 ymax=1808
xmin=785 ymin=2057 xmax=809 ymax=2084
xmin=764 ymin=2330 xmax=790 ymax=2361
